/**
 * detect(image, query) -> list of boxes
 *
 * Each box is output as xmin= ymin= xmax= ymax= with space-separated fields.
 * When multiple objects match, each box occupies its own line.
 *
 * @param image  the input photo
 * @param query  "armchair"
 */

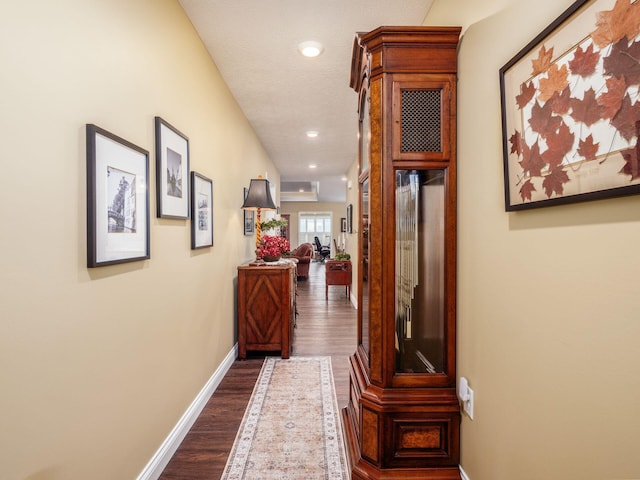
xmin=288 ymin=242 xmax=313 ymax=279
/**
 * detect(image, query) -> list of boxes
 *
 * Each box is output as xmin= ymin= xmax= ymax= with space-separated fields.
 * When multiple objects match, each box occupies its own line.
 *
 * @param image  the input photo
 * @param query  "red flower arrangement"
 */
xmin=258 ymin=235 xmax=290 ymax=260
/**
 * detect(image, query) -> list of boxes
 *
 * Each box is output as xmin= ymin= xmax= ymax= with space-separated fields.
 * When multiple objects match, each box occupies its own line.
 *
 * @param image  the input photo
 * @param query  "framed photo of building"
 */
xmin=243 ymin=187 xmax=255 ymax=235
xmin=155 ymin=116 xmax=189 ymax=218
xmin=86 ymin=124 xmax=150 ymax=267
xmin=191 ymin=171 xmax=213 ymax=249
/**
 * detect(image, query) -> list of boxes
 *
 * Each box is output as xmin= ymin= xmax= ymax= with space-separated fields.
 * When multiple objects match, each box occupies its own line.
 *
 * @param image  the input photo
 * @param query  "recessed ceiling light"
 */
xmin=309 ymin=164 xmax=317 ymax=169
xmin=306 ymin=130 xmax=319 ymax=138
xmin=298 ymin=41 xmax=324 ymax=58
xmin=341 ymin=176 xmax=348 ymax=181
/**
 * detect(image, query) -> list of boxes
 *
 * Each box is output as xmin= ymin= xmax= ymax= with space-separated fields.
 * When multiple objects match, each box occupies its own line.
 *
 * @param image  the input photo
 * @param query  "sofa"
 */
xmin=288 ymin=243 xmax=313 ymax=279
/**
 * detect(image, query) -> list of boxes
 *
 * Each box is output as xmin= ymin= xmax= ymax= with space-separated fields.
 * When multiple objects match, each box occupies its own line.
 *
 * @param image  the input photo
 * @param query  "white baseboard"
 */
xmin=136 ymin=344 xmax=238 ymax=480
xmin=460 ymin=465 xmax=471 ymax=480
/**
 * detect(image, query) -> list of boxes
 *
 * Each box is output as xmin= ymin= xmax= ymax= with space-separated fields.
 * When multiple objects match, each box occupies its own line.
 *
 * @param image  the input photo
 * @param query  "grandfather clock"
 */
xmin=341 ymin=27 xmax=462 ymax=479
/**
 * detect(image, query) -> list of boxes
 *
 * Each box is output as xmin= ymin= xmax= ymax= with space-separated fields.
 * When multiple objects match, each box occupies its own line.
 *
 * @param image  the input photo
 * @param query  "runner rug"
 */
xmin=221 ymin=356 xmax=348 ymax=480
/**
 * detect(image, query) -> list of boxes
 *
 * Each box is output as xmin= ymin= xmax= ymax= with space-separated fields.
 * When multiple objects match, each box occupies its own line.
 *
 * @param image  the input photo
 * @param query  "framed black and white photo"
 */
xmin=346 ymin=203 xmax=353 ymax=233
xmin=191 ymin=171 xmax=213 ymax=249
xmin=86 ymin=124 xmax=150 ymax=267
xmin=341 ymin=217 xmax=347 ymax=232
xmin=243 ymin=187 xmax=255 ymax=236
xmin=155 ymin=116 xmax=189 ymax=218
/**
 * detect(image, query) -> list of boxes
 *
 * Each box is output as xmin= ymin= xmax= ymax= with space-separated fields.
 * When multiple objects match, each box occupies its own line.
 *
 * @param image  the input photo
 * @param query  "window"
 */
xmin=298 ymin=212 xmax=332 ymax=247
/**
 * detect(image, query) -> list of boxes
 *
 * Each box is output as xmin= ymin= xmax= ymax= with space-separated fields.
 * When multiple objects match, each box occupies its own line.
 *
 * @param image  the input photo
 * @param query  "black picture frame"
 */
xmin=347 ymin=204 xmax=353 ymax=233
xmin=500 ymin=0 xmax=640 ymax=210
xmin=86 ymin=124 xmax=150 ymax=267
xmin=243 ymin=187 xmax=255 ymax=235
xmin=191 ymin=171 xmax=214 ymax=249
xmin=155 ymin=116 xmax=189 ymax=218
xmin=340 ymin=217 xmax=347 ymax=232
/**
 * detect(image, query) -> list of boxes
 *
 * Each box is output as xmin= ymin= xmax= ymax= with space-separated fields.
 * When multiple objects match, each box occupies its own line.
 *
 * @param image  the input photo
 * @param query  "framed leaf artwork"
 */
xmin=500 ymin=0 xmax=640 ymax=210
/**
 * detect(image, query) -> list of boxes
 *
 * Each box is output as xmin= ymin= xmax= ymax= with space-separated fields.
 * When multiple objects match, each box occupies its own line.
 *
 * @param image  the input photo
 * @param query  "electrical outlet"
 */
xmin=463 ymin=386 xmax=474 ymax=419
xmin=458 ymin=377 xmax=474 ymax=420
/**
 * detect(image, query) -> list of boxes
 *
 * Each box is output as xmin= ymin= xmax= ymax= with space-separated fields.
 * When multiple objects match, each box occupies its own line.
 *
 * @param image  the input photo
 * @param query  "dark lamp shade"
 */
xmin=241 ymin=178 xmax=276 ymax=210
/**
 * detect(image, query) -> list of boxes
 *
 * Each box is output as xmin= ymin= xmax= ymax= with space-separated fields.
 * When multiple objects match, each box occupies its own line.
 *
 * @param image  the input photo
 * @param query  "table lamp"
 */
xmin=241 ymin=177 xmax=277 ymax=251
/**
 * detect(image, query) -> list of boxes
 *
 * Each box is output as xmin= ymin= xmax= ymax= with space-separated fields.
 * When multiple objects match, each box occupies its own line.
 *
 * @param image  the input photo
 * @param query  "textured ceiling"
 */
xmin=178 ymin=0 xmax=434 ymax=201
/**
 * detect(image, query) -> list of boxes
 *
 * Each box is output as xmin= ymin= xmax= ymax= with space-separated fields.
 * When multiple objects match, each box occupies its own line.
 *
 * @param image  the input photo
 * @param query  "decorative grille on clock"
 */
xmin=401 ymin=89 xmax=442 ymax=153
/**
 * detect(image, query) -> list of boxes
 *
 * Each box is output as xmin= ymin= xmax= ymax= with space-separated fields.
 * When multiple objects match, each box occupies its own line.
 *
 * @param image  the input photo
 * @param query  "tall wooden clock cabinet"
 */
xmin=341 ymin=26 xmax=462 ymax=480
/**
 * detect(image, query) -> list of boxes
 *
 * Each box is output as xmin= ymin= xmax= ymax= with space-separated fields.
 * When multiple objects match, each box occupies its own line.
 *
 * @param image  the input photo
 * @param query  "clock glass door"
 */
xmin=394 ymin=169 xmax=446 ymax=374
xmin=360 ymin=177 xmax=370 ymax=357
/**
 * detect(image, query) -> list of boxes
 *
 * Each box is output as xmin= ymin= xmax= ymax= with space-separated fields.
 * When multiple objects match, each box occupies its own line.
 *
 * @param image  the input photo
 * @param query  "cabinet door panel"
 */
xmin=391 ymin=76 xmax=453 ymax=162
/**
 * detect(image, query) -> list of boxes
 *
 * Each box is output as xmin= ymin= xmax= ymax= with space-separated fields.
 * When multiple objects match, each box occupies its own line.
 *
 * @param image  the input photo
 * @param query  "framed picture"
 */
xmin=86 ymin=124 xmax=150 ymax=267
xmin=346 ymin=204 xmax=353 ymax=233
xmin=191 ymin=171 xmax=213 ymax=249
xmin=340 ymin=217 xmax=347 ymax=232
xmin=500 ymin=0 xmax=640 ymax=211
xmin=243 ymin=187 xmax=255 ymax=235
xmin=155 ymin=116 xmax=189 ymax=218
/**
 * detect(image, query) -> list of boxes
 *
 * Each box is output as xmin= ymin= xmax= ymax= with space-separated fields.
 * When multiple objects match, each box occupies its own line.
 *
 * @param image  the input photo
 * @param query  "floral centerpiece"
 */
xmin=258 ymin=235 xmax=290 ymax=262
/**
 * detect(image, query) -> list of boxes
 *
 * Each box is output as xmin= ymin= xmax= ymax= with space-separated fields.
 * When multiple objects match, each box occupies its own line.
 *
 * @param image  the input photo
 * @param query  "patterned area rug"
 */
xmin=221 ymin=356 xmax=348 ymax=480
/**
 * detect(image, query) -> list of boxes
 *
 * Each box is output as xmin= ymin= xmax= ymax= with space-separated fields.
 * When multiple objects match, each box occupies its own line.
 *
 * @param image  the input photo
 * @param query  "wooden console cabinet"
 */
xmin=237 ymin=262 xmax=296 ymax=359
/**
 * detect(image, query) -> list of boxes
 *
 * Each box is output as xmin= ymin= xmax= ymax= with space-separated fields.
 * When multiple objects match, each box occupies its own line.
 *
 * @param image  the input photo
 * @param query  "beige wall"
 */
xmin=427 ymin=0 xmax=640 ymax=479
xmin=0 ymin=1 xmax=276 ymax=479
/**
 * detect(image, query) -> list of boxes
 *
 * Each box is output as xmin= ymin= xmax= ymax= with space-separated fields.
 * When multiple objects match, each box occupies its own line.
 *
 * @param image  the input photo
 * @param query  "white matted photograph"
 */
xmin=155 ymin=116 xmax=190 ymax=218
xmin=86 ymin=124 xmax=150 ymax=267
xmin=191 ymin=171 xmax=214 ymax=249
xmin=243 ymin=187 xmax=255 ymax=236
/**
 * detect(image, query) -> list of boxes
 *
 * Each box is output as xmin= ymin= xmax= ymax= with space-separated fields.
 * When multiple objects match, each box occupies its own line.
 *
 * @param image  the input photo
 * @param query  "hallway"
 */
xmin=159 ymin=261 xmax=357 ymax=479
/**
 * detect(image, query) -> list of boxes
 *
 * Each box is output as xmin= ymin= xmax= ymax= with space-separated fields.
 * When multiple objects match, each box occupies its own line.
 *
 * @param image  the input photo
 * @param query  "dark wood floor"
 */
xmin=159 ymin=261 xmax=357 ymax=480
